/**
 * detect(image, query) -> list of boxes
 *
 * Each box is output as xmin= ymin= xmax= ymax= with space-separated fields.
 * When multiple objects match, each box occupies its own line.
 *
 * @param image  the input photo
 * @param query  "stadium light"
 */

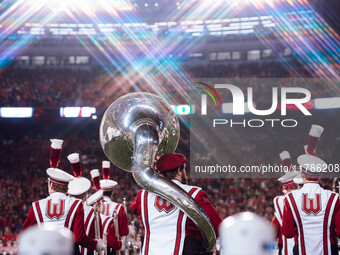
xmin=171 ymin=105 xmax=195 ymax=115
xmin=34 ymin=0 xmax=134 ymax=15
xmin=60 ymin=107 xmax=96 ymax=118
xmin=314 ymin=97 xmax=340 ymax=110
xmin=0 ymin=107 xmax=33 ymax=118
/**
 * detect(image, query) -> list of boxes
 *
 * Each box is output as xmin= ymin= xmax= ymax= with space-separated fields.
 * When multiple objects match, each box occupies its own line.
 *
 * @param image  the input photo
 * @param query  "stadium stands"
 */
xmin=0 ymin=112 xmax=338 ymax=240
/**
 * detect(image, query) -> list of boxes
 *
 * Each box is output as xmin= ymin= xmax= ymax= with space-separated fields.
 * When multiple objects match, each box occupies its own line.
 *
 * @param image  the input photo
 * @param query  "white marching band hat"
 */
xmin=48 ymin=138 xmax=74 ymax=186
xmin=297 ymin=154 xmax=327 ymax=176
xmin=90 ymin=169 xmax=102 ymax=190
xmin=86 ymin=190 xmax=104 ymax=206
xmin=278 ymin=151 xmax=301 ymax=186
xmin=46 ymin=168 xmax=74 ymax=186
xmin=67 ymin=152 xmax=91 ymax=196
xmin=102 ymin=160 xmax=111 ymax=170
xmin=50 ymin=139 xmax=63 ymax=149
xmin=67 ymin=152 xmax=82 ymax=177
xmin=100 ymin=179 xmax=118 ymax=191
xmin=49 ymin=139 xmax=63 ymax=169
xmin=68 ymin=177 xmax=91 ymax=196
xmin=279 ymin=151 xmax=293 ymax=171
xmin=100 ymin=160 xmax=118 ymax=191
xmin=304 ymin=125 xmax=324 ymax=155
xmin=278 ymin=171 xmax=301 ymax=186
xmin=293 ymin=172 xmax=304 ymax=185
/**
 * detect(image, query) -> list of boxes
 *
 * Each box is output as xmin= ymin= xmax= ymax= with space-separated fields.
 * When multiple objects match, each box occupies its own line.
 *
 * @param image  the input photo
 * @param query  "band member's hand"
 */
xmin=96 ymin=239 xmax=105 ymax=251
xmin=120 ymin=238 xmax=125 ymax=251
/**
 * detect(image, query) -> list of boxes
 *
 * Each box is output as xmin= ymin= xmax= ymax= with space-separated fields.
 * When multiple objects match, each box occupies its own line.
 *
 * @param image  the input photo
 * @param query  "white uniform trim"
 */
xmin=102 ymin=196 xmax=123 ymax=216
xmin=99 ymin=214 xmax=115 ymax=255
xmin=66 ymin=200 xmax=81 ymax=229
xmin=116 ymin=204 xmax=122 ymax=214
xmin=326 ymin=194 xmax=338 ymax=255
xmin=32 ymin=202 xmax=42 ymax=227
xmin=103 ymin=217 xmax=113 ymax=234
xmin=286 ymin=193 xmax=303 ymax=255
xmin=81 ymin=205 xmax=95 ymax=255
xmin=113 ymin=203 xmax=122 ymax=226
xmin=273 ymin=196 xmax=283 ymax=225
xmin=190 ymin=188 xmax=201 ymax=199
xmin=141 ymin=190 xmax=148 ymax=255
xmin=274 ymin=195 xmax=294 ymax=255
xmin=86 ymin=210 xmax=95 ymax=234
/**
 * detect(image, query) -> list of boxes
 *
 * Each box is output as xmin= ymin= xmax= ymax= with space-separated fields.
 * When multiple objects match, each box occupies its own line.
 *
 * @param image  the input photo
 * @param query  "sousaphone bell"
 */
xmin=99 ymin=92 xmax=216 ymax=252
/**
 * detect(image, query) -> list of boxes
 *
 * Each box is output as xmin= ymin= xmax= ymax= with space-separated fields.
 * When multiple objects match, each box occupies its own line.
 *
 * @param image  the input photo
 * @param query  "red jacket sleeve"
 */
xmin=107 ymin=220 xmax=122 ymax=250
xmin=332 ymin=197 xmax=340 ymax=238
xmin=271 ymin=215 xmax=280 ymax=239
xmin=130 ymin=190 xmax=142 ymax=216
xmin=186 ymin=190 xmax=222 ymax=239
xmin=118 ymin=206 xmax=129 ymax=237
xmin=130 ymin=190 xmax=144 ymax=232
xmin=88 ymin=220 xmax=95 ymax=239
xmin=72 ymin=203 xmax=98 ymax=251
xmin=21 ymin=205 xmax=37 ymax=231
xmin=282 ymin=197 xmax=296 ymax=238
xmin=196 ymin=190 xmax=222 ymax=238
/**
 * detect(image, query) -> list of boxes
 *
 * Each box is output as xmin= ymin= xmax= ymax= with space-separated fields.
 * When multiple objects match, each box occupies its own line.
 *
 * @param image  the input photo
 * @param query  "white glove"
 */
xmin=120 ymin=237 xmax=125 ymax=251
xmin=96 ymin=239 xmax=105 ymax=251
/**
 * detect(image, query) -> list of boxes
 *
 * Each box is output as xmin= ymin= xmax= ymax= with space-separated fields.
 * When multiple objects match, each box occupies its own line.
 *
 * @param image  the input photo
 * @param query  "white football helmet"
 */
xmin=18 ymin=225 xmax=74 ymax=255
xmin=220 ymin=212 xmax=275 ymax=255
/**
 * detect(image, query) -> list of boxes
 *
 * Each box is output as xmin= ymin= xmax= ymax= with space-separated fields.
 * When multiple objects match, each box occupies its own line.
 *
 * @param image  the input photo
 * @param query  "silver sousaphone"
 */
xmin=99 ymin=92 xmax=216 ymax=252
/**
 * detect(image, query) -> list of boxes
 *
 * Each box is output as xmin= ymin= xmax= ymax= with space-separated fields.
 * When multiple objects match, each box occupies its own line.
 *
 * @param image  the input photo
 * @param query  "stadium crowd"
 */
xmin=0 ymin=119 xmax=338 ymax=242
xmin=1 ymin=61 xmax=339 ymax=108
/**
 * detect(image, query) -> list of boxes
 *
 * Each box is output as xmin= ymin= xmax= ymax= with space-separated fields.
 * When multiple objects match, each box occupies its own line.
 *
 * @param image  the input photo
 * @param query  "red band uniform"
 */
xmin=130 ymin=153 xmax=222 ymax=255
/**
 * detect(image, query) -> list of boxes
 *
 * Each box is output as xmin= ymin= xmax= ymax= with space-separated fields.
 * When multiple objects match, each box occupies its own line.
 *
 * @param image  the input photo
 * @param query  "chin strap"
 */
xmin=282 ymin=184 xmax=295 ymax=193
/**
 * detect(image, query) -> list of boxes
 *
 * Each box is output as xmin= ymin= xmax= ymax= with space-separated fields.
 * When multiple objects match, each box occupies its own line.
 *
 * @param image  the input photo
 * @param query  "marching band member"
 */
xmin=282 ymin=154 xmax=340 ymax=255
xmin=130 ymin=153 xmax=222 ymax=255
xmin=21 ymin=167 xmax=105 ymax=253
xmin=100 ymin=161 xmax=129 ymax=237
xmin=272 ymin=151 xmax=301 ymax=255
xmin=21 ymin=139 xmax=105 ymax=253
xmin=87 ymin=189 xmax=122 ymax=253
xmin=68 ymin=152 xmax=96 ymax=255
